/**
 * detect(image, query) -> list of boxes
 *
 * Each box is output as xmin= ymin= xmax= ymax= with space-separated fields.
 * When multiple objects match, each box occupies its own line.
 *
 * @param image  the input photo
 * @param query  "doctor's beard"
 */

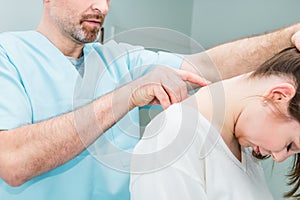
xmin=72 ymin=25 xmax=101 ymax=43
xmin=72 ymin=13 xmax=104 ymax=43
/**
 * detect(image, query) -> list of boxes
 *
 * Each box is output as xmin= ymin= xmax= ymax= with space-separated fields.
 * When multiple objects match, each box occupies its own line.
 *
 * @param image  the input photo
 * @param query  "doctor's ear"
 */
xmin=263 ymin=83 xmax=296 ymax=104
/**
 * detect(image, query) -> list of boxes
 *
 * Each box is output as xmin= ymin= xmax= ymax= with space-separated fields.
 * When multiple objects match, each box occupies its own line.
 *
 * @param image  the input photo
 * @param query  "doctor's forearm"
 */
xmin=182 ymin=22 xmax=300 ymax=82
xmin=0 ymin=84 xmax=135 ymax=187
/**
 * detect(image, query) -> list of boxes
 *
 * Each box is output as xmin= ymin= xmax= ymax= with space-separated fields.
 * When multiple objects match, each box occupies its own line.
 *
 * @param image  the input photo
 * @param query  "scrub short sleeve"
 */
xmin=128 ymin=49 xmax=183 ymax=70
xmin=125 ymin=45 xmax=184 ymax=79
xmin=93 ymin=41 xmax=183 ymax=81
xmin=0 ymin=46 xmax=32 ymax=130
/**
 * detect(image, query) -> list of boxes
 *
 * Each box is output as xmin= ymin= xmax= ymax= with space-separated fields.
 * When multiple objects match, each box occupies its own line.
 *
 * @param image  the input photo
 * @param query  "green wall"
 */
xmin=104 ymin=0 xmax=193 ymax=40
xmin=191 ymin=0 xmax=300 ymax=48
xmin=0 ymin=0 xmax=42 ymax=32
xmin=105 ymin=0 xmax=300 ymax=49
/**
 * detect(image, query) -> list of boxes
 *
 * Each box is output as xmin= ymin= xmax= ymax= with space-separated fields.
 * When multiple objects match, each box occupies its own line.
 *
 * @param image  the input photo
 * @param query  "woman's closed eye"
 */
xmin=287 ymin=143 xmax=293 ymax=152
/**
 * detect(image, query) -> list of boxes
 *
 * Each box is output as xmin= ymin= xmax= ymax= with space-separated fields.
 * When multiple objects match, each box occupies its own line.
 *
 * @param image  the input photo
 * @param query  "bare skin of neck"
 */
xmin=195 ymin=82 xmax=243 ymax=161
xmin=187 ymin=74 xmax=273 ymax=162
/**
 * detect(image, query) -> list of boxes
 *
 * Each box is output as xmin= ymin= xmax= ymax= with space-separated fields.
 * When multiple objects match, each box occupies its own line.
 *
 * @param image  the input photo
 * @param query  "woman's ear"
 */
xmin=263 ymin=83 xmax=296 ymax=103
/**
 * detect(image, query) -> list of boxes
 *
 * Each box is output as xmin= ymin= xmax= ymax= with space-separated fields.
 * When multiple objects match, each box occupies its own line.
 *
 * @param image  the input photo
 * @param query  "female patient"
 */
xmin=130 ymin=47 xmax=300 ymax=199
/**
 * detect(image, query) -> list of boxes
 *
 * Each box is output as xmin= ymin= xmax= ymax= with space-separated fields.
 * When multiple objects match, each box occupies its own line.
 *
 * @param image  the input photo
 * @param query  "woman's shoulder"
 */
xmin=132 ymin=103 xmax=210 ymax=173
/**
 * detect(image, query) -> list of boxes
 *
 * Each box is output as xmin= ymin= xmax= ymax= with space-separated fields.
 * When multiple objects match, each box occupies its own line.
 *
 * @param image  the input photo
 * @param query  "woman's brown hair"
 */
xmin=251 ymin=47 xmax=300 ymax=198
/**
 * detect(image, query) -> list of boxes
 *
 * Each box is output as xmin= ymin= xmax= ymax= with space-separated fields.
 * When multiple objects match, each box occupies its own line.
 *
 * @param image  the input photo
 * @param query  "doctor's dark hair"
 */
xmin=251 ymin=47 xmax=300 ymax=199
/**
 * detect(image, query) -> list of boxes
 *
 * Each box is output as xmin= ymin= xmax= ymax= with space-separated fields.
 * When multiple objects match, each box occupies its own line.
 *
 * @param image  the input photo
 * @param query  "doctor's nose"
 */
xmin=91 ymin=0 xmax=110 ymax=15
xmin=271 ymin=150 xmax=290 ymax=162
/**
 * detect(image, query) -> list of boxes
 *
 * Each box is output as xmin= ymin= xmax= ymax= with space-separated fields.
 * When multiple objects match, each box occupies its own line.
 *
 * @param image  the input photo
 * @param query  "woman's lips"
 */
xmin=252 ymin=146 xmax=263 ymax=157
xmin=255 ymin=146 xmax=260 ymax=154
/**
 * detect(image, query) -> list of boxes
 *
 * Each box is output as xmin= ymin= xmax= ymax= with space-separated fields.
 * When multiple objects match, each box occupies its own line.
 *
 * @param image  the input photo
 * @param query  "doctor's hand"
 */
xmin=291 ymin=30 xmax=300 ymax=51
xmin=129 ymin=66 xmax=209 ymax=110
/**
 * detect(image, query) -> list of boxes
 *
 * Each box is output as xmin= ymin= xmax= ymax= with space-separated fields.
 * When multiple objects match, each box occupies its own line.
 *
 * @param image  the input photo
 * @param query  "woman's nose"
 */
xmin=271 ymin=150 xmax=290 ymax=162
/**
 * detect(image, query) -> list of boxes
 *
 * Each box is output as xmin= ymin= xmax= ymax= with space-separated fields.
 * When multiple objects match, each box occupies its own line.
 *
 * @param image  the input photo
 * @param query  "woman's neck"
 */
xmin=190 ymin=73 xmax=254 ymax=161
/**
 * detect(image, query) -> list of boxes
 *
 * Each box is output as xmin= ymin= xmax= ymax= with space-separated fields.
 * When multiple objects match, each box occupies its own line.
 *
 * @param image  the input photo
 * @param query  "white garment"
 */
xmin=130 ymin=103 xmax=273 ymax=200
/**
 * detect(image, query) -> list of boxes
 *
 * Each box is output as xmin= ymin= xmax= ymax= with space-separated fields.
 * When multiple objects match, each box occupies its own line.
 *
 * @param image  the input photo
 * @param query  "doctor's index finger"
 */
xmin=175 ymin=69 xmax=211 ymax=87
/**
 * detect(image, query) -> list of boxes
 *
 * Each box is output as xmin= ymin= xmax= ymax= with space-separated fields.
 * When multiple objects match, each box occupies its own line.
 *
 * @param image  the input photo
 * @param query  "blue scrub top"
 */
xmin=0 ymin=31 xmax=182 ymax=200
